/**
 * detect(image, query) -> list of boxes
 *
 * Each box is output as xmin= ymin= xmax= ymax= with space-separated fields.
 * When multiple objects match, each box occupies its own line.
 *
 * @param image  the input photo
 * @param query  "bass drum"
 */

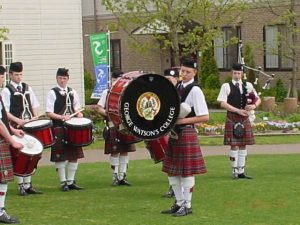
xmin=107 ymin=71 xmax=180 ymax=140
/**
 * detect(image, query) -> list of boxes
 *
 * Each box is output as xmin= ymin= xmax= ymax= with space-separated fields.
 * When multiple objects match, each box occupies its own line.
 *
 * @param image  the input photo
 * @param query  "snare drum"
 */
xmin=145 ymin=135 xmax=169 ymax=163
xmin=64 ymin=117 xmax=93 ymax=147
xmin=107 ymin=71 xmax=180 ymax=140
xmin=10 ymin=134 xmax=43 ymax=177
xmin=23 ymin=119 xmax=54 ymax=148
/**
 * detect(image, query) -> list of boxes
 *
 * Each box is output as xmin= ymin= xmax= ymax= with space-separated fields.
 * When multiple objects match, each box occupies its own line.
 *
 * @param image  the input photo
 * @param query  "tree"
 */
xmin=101 ymin=0 xmax=248 ymax=66
xmin=0 ymin=5 xmax=9 ymax=40
xmin=254 ymin=0 xmax=298 ymax=100
xmin=200 ymin=47 xmax=220 ymax=89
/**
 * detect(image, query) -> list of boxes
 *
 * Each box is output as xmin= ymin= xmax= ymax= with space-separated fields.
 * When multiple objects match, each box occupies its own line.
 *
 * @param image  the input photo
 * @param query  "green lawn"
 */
xmin=86 ymin=134 xmax=300 ymax=149
xmin=7 ymin=154 xmax=300 ymax=225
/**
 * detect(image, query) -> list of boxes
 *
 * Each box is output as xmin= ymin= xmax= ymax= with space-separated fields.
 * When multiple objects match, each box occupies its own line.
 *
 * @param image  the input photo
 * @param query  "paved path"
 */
xmin=39 ymin=143 xmax=300 ymax=166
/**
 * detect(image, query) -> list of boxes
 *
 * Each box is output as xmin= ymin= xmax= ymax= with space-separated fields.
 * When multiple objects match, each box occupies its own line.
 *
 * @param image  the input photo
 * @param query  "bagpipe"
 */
xmin=238 ymin=40 xmax=275 ymax=94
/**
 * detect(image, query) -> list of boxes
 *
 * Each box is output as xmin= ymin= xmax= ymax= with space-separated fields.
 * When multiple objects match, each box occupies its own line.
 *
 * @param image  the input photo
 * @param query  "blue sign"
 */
xmin=91 ymin=65 xmax=109 ymax=99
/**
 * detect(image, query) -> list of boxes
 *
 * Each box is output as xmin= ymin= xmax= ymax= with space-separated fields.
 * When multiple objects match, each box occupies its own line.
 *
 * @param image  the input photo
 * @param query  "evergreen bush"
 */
xmin=274 ymin=79 xmax=288 ymax=102
xmin=199 ymin=47 xmax=220 ymax=89
xmin=84 ymin=70 xmax=98 ymax=105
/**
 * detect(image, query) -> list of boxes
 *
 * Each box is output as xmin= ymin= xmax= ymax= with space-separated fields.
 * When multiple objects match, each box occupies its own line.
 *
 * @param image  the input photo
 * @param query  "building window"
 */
xmin=214 ymin=26 xmax=241 ymax=70
xmin=110 ymin=39 xmax=121 ymax=72
xmin=264 ymin=25 xmax=293 ymax=70
xmin=0 ymin=41 xmax=14 ymax=84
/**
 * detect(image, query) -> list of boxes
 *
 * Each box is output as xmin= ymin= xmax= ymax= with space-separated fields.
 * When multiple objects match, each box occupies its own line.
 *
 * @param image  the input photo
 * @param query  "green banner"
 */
xmin=89 ymin=33 xmax=109 ymax=65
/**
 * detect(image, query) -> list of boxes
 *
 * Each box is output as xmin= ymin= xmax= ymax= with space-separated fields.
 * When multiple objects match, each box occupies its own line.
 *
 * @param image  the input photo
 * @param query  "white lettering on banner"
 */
xmin=93 ymin=41 xmax=104 ymax=56
xmin=123 ymin=102 xmax=133 ymax=127
xmin=133 ymin=126 xmax=160 ymax=136
xmin=123 ymin=102 xmax=176 ymax=138
xmin=159 ymin=107 xmax=176 ymax=132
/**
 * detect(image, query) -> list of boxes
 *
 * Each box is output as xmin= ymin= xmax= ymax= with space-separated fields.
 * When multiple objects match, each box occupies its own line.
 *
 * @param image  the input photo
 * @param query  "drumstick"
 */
xmin=69 ymin=108 xmax=85 ymax=118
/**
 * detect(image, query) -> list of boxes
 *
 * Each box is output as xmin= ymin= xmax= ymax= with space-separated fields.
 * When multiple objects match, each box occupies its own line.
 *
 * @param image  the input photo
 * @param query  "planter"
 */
xmin=283 ymin=97 xmax=298 ymax=114
xmin=261 ymin=96 xmax=275 ymax=112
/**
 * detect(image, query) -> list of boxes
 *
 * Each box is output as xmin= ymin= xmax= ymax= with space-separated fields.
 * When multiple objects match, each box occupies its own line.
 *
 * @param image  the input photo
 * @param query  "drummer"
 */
xmin=0 ymin=65 xmax=24 ymax=223
xmin=46 ymin=68 xmax=84 ymax=191
xmin=97 ymin=70 xmax=135 ymax=186
xmin=161 ymin=58 xmax=209 ymax=217
xmin=1 ymin=62 xmax=42 ymax=196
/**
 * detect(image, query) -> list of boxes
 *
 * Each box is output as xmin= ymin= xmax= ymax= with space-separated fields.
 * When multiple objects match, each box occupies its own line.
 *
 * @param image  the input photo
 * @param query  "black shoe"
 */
xmin=172 ymin=205 xmax=192 ymax=217
xmin=163 ymin=186 xmax=174 ymax=198
xmin=25 ymin=186 xmax=43 ymax=194
xmin=61 ymin=182 xmax=69 ymax=192
xmin=118 ymin=179 xmax=131 ymax=186
xmin=0 ymin=210 xmax=20 ymax=224
xmin=18 ymin=185 xmax=28 ymax=196
xmin=68 ymin=182 xmax=84 ymax=190
xmin=238 ymin=173 xmax=252 ymax=179
xmin=161 ymin=203 xmax=181 ymax=214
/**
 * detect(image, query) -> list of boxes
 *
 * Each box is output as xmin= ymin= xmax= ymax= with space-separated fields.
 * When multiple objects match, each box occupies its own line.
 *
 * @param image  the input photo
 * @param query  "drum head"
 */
xmin=23 ymin=119 xmax=52 ymax=129
xmin=65 ymin=117 xmax=92 ymax=126
xmin=119 ymin=73 xmax=180 ymax=139
xmin=12 ymin=134 xmax=43 ymax=155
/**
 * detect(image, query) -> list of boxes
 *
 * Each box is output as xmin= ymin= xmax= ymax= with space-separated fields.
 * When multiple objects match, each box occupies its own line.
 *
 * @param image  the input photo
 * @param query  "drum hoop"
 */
xmin=12 ymin=134 xmax=43 ymax=155
xmin=23 ymin=119 xmax=52 ymax=130
xmin=64 ymin=118 xmax=92 ymax=127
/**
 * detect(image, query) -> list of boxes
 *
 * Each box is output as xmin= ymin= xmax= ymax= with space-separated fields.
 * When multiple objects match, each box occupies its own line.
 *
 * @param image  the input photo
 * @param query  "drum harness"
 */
xmin=170 ymin=82 xmax=197 ymax=139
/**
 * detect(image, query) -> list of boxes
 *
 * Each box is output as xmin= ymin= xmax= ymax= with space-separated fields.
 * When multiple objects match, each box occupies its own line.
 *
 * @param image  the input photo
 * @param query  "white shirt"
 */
xmin=1 ymin=81 xmax=40 ymax=111
xmin=180 ymin=79 xmax=209 ymax=116
xmin=217 ymin=80 xmax=258 ymax=102
xmin=97 ymin=89 xmax=108 ymax=108
xmin=45 ymin=85 xmax=81 ymax=113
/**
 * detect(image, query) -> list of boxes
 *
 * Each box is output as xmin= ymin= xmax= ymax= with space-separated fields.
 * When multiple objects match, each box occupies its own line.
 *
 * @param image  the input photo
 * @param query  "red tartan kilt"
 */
xmin=104 ymin=128 xmax=136 ymax=154
xmin=162 ymin=127 xmax=207 ymax=177
xmin=224 ymin=112 xmax=255 ymax=146
xmin=50 ymin=127 xmax=84 ymax=162
xmin=0 ymin=139 xmax=14 ymax=182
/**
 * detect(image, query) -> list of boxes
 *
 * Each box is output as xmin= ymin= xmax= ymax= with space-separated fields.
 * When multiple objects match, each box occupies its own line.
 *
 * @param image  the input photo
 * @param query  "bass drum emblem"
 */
xmin=136 ymin=92 xmax=160 ymax=121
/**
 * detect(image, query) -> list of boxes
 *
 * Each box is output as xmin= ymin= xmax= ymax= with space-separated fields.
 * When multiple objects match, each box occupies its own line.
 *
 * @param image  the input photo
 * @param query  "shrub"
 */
xmin=274 ymin=79 xmax=287 ymax=102
xmin=285 ymin=113 xmax=300 ymax=123
xmin=205 ymin=74 xmax=220 ymax=89
xmin=83 ymin=105 xmax=105 ymax=139
xmin=199 ymin=47 xmax=220 ymax=88
xmin=244 ymin=44 xmax=256 ymax=84
xmin=84 ymin=70 xmax=98 ymax=105
xmin=202 ymin=88 xmax=220 ymax=108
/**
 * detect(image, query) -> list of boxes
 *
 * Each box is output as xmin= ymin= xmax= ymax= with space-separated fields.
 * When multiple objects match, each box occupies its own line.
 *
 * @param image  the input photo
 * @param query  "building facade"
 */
xmin=82 ymin=1 xmax=300 ymax=90
xmin=0 ymin=0 xmax=84 ymax=111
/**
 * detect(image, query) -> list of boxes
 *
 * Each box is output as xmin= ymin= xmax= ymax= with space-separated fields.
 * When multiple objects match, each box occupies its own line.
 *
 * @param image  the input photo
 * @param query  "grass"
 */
xmin=86 ymin=134 xmax=300 ymax=150
xmin=6 ymin=154 xmax=300 ymax=225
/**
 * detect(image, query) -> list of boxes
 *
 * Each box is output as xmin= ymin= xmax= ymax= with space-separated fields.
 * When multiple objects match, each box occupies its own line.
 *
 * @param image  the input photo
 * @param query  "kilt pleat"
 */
xmin=50 ymin=127 xmax=84 ymax=162
xmin=162 ymin=127 xmax=207 ymax=177
xmin=104 ymin=128 xmax=136 ymax=154
xmin=224 ymin=112 xmax=255 ymax=146
xmin=0 ymin=140 xmax=14 ymax=183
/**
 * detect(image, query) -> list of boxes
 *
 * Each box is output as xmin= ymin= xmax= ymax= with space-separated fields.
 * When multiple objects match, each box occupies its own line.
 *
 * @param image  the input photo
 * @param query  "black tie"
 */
xmin=235 ymin=82 xmax=241 ymax=93
xmin=178 ymin=83 xmax=184 ymax=95
xmin=17 ymin=85 xmax=22 ymax=92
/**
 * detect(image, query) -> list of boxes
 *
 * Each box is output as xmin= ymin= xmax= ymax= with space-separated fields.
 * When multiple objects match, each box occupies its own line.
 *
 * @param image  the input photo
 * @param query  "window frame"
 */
xmin=263 ymin=24 xmax=293 ymax=71
xmin=110 ymin=39 xmax=122 ymax=72
xmin=214 ymin=26 xmax=241 ymax=71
